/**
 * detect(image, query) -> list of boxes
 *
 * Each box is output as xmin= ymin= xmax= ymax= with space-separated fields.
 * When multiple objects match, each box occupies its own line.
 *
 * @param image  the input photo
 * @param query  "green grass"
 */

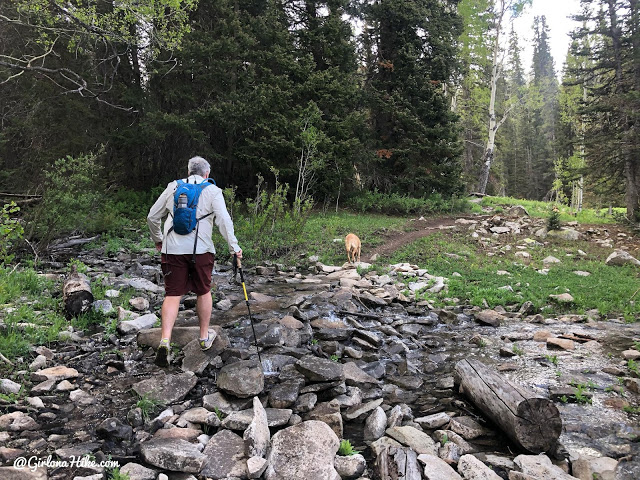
xmin=135 ymin=393 xmax=162 ymax=421
xmin=479 ymin=196 xmax=624 ymax=225
xmin=338 ymin=439 xmax=360 ymax=456
xmin=389 ymin=231 xmax=640 ymax=317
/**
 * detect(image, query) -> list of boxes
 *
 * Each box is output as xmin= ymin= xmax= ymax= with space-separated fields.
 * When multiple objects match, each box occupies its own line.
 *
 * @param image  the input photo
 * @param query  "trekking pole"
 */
xmin=233 ymin=254 xmax=263 ymax=369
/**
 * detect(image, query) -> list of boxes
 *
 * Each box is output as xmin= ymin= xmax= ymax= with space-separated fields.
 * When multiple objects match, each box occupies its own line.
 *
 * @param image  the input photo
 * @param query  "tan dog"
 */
xmin=345 ymin=233 xmax=361 ymax=264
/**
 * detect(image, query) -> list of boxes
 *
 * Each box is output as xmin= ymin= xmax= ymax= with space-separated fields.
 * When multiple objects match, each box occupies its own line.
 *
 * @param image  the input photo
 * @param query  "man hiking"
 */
xmin=147 ymin=156 xmax=242 ymax=367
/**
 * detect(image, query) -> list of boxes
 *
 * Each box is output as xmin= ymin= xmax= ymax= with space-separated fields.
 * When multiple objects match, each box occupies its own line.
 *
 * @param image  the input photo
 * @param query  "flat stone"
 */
xmin=122 ymin=277 xmax=162 ymax=293
xmin=295 ymin=355 xmax=344 ymax=382
xmin=119 ymin=462 xmax=157 ymax=480
xmin=0 ymin=466 xmax=47 ymax=480
xmin=181 ymin=329 xmax=229 ymax=374
xmin=417 ymin=454 xmax=463 ymax=480
xmin=202 ymin=392 xmax=253 ymax=416
xmin=387 ymin=426 xmax=438 ymax=456
xmin=605 ymin=249 xmax=640 ymax=267
xmin=457 ymin=454 xmax=502 ymax=480
xmin=217 ymin=360 xmax=265 ymax=398
xmin=153 ymin=428 xmax=201 ymax=442
xmin=549 ymin=293 xmax=574 ymax=303
xmin=279 ymin=315 xmax=304 ymax=329
xmin=533 ymin=330 xmax=552 ymax=342
xmin=334 ymin=453 xmax=367 ymax=480
xmin=542 ymin=256 xmax=561 ymax=264
xmin=248 ymin=456 xmax=268 ymax=479
xmin=223 ymin=408 xmax=292 ymax=430
xmin=129 ymin=296 xmax=150 ymax=311
xmin=622 ymin=349 xmax=640 ymax=361
xmin=448 ymin=416 xmax=490 ymax=440
xmin=343 ymin=362 xmax=380 ymax=387
xmin=269 ymin=380 xmax=303 ymax=409
xmin=513 ymin=454 xmax=577 ymax=479
xmin=415 ymin=412 xmax=450 ymax=430
xmin=0 ymin=379 xmax=21 ymax=395
xmin=132 ymin=372 xmax=197 ymax=404
xmin=572 ymin=455 xmax=618 ymax=480
xmin=32 ymin=365 xmax=79 ymax=382
xmin=201 ymin=429 xmax=248 ymax=479
xmin=547 ymin=337 xmax=575 ymax=350
xmin=118 ymin=313 xmax=158 ymax=334
xmin=343 ymin=398 xmax=384 ymax=421
xmin=29 ymin=355 xmax=47 ymax=370
xmin=364 ymin=407 xmax=387 ymax=441
xmin=141 ymin=438 xmax=206 ymax=473
xmin=0 ymin=411 xmax=39 ymax=431
xmin=306 ymin=399 xmax=343 ymax=439
xmin=137 ymin=326 xmax=203 ymax=348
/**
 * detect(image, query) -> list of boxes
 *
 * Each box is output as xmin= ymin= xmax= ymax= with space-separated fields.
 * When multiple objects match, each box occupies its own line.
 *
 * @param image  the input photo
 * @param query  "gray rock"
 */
xmin=122 ymin=277 xmax=162 ymax=293
xmin=93 ymin=299 xmax=113 ymax=314
xmin=0 ymin=466 xmax=48 ymax=480
xmin=386 ymin=426 xmax=438 ymax=456
xmin=448 ymin=416 xmax=490 ymax=440
xmin=295 ymin=392 xmax=317 ymax=413
xmin=438 ymin=441 xmax=461 ymax=465
xmin=457 ymin=454 xmax=502 ymax=479
xmin=218 ymin=360 xmax=265 ymax=398
xmin=571 ymin=455 xmax=617 ymax=480
xmin=415 ymin=413 xmax=450 ymax=430
xmin=547 ymin=228 xmax=582 ymax=241
xmin=605 ymin=249 xmax=640 ymax=267
xmin=118 ymin=313 xmax=158 ymax=334
xmin=334 ymin=453 xmax=367 ymax=479
xmin=295 ymin=355 xmax=345 ymax=382
xmin=269 ymin=380 xmax=303 ymax=409
xmin=0 ymin=379 xmax=21 ymax=395
xmin=543 ymin=256 xmax=561 ymax=265
xmin=343 ymin=362 xmax=380 ymax=387
xmin=129 ymin=296 xmax=150 ymax=311
xmin=0 ymin=411 xmax=39 ymax=431
xmin=265 ymin=420 xmax=341 ymax=480
xmin=28 ymin=355 xmax=47 ymax=371
xmin=306 ymin=399 xmax=343 ymax=439
xmin=181 ymin=330 xmax=229 ymax=374
xmin=417 ymin=454 xmax=463 ymax=480
xmin=248 ymin=456 xmax=268 ymax=479
xmin=96 ymin=417 xmax=133 ymax=441
xmin=375 ymin=444 xmax=422 ymax=480
xmin=140 ymin=438 xmax=206 ymax=473
xmin=343 ymin=398 xmax=384 ymax=421
xmin=549 ymin=293 xmax=574 ymax=303
xmin=513 ymin=454 xmax=578 ymax=479
xmin=201 ymin=429 xmax=248 ymax=479
xmin=32 ymin=365 xmax=79 ymax=382
xmin=364 ymin=407 xmax=387 ymax=442
xmin=244 ymin=397 xmax=270 ymax=458
xmin=223 ymin=408 xmax=293 ymax=430
xmin=132 ymin=372 xmax=197 ymax=404
xmin=203 ymin=392 xmax=253 ymax=416
xmin=119 ymin=462 xmax=157 ymax=480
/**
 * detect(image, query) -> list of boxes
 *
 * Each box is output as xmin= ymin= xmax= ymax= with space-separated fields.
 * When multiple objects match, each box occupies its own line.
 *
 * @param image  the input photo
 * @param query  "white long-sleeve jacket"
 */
xmin=147 ymin=175 xmax=240 ymax=255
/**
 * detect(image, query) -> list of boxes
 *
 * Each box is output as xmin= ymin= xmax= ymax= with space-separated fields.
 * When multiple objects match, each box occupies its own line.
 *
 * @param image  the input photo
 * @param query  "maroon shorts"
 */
xmin=161 ymin=253 xmax=215 ymax=296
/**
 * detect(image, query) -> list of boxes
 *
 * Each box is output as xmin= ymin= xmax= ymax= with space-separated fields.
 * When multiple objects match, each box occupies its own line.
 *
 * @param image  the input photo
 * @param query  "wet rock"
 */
xmin=605 ymin=249 xmax=640 ymax=267
xmin=386 ymin=426 xmax=438 ymax=456
xmin=513 ymin=454 xmax=578 ymax=479
xmin=140 ymin=438 xmax=206 ymax=473
xmin=334 ymin=453 xmax=367 ymax=479
xmin=32 ymin=365 xmax=79 ymax=382
xmin=96 ymin=417 xmax=133 ymax=441
xmin=265 ymin=420 xmax=340 ymax=480
xmin=474 ymin=310 xmax=504 ymax=327
xmin=217 ymin=360 xmax=265 ymax=398
xmin=119 ymin=462 xmax=156 ymax=480
xmin=203 ymin=392 xmax=253 ymax=416
xmin=295 ymin=355 xmax=345 ymax=382
xmin=223 ymin=408 xmax=292 ymax=430
xmin=118 ymin=313 xmax=158 ymax=334
xmin=364 ymin=407 xmax=387 ymax=442
xmin=201 ymin=429 xmax=248 ymax=479
xmin=417 ymin=454 xmax=463 ymax=479
xmin=457 ymin=454 xmax=502 ymax=479
xmin=0 ymin=411 xmax=39 ymax=431
xmin=244 ymin=396 xmax=270 ymax=458
xmin=133 ymin=372 xmax=198 ymax=404
xmin=248 ymin=456 xmax=268 ymax=479
xmin=415 ymin=413 xmax=450 ymax=430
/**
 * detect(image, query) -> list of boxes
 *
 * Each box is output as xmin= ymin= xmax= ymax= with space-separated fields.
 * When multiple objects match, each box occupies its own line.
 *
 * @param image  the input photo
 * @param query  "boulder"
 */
xmin=118 ymin=313 xmax=158 ymax=334
xmin=140 ymin=438 xmax=206 ymax=473
xmin=334 ymin=454 xmax=367 ymax=480
xmin=217 ymin=360 xmax=265 ymax=398
xmin=457 ymin=454 xmax=502 ymax=480
xmin=364 ymin=407 xmax=387 ymax=442
xmin=132 ymin=372 xmax=197 ymax=404
xmin=295 ymin=355 xmax=345 ymax=382
xmin=201 ymin=429 xmax=248 ymax=479
xmin=119 ymin=463 xmax=157 ymax=480
xmin=418 ymin=454 xmax=463 ymax=480
xmin=265 ymin=420 xmax=341 ymax=480
xmin=605 ymin=249 xmax=640 ymax=267
xmin=0 ymin=466 xmax=48 ymax=480
xmin=386 ymin=426 xmax=438 ymax=456
xmin=474 ymin=310 xmax=504 ymax=327
xmin=513 ymin=454 xmax=578 ymax=479
xmin=244 ymin=397 xmax=270 ymax=458
xmin=32 ymin=365 xmax=79 ymax=382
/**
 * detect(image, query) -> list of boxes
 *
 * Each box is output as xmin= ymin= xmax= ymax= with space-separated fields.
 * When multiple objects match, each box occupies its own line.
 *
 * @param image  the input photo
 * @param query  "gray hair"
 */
xmin=188 ymin=156 xmax=211 ymax=177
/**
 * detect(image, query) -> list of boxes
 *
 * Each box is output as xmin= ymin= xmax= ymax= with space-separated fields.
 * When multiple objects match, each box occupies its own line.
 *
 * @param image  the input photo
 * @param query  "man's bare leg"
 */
xmin=155 ymin=295 xmax=181 ymax=367
xmin=197 ymin=291 xmax=213 ymax=340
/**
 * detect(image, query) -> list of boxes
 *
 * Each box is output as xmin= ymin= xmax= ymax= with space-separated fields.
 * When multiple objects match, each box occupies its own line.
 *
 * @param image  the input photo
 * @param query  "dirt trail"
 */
xmin=364 ymin=215 xmax=488 ymax=261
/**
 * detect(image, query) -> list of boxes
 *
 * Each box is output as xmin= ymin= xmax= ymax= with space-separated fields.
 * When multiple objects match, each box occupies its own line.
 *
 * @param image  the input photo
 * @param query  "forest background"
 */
xmin=1 ymin=0 xmax=639 ymax=252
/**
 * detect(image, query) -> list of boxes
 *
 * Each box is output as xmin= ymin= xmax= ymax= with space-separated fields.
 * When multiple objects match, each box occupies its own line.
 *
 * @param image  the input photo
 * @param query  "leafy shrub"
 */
xmin=338 ymin=439 xmax=360 ymax=456
xmin=0 ymin=202 xmax=24 ymax=264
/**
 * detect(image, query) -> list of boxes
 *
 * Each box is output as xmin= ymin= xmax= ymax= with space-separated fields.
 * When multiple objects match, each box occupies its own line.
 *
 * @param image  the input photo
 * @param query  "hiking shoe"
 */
xmin=199 ymin=330 xmax=217 ymax=351
xmin=155 ymin=338 xmax=171 ymax=367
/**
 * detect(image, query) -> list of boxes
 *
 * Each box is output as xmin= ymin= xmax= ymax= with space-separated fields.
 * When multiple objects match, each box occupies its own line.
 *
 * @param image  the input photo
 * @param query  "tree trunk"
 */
xmin=624 ymin=159 xmax=639 ymax=220
xmin=454 ymin=358 xmax=562 ymax=453
xmin=63 ymin=266 xmax=93 ymax=317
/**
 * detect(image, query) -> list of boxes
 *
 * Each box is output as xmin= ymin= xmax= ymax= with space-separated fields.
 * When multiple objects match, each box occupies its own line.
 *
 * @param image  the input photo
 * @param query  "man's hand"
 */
xmin=235 ymin=249 xmax=243 ymax=259
xmin=155 ymin=242 xmax=163 ymax=252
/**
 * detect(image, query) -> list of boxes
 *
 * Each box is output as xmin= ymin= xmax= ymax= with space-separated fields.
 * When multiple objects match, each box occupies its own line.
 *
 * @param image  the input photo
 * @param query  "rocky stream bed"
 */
xmin=1 ymin=214 xmax=640 ymax=480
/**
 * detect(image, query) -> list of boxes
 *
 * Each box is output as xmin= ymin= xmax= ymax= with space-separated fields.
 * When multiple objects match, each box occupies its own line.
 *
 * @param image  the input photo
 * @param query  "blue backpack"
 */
xmin=169 ymin=178 xmax=216 ymax=261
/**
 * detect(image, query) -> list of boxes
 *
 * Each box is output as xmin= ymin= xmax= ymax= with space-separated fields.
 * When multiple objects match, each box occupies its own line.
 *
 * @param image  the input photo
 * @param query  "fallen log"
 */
xmin=454 ymin=358 xmax=562 ymax=454
xmin=63 ymin=265 xmax=93 ymax=316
